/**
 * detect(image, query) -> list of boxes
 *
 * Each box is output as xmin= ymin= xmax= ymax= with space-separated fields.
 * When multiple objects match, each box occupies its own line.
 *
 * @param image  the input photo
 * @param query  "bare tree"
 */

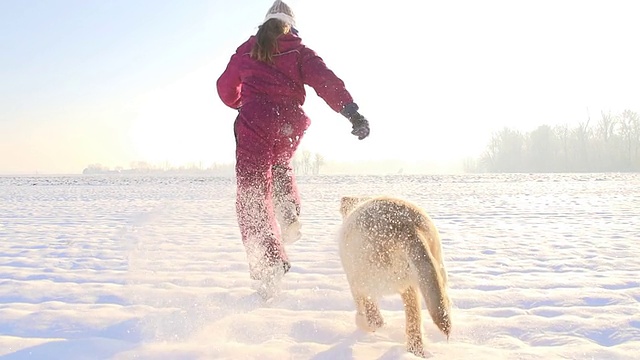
xmin=312 ymin=153 xmax=325 ymax=175
xmin=302 ymin=150 xmax=311 ymax=175
xmin=479 ymin=131 xmax=501 ymax=172
xmin=527 ymin=125 xmax=557 ymax=172
xmin=571 ymin=113 xmax=591 ymax=172
xmin=594 ymin=111 xmax=619 ymax=170
xmin=555 ymin=124 xmax=570 ymax=171
xmin=619 ymin=110 xmax=640 ymax=170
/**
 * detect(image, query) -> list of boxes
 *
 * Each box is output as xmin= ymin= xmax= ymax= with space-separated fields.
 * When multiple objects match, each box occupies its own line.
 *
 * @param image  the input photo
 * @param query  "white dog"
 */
xmin=338 ymin=196 xmax=451 ymax=357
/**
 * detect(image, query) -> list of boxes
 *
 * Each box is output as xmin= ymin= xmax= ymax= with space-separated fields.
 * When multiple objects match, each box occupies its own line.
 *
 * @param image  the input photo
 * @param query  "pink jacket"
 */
xmin=216 ymin=32 xmax=354 ymax=113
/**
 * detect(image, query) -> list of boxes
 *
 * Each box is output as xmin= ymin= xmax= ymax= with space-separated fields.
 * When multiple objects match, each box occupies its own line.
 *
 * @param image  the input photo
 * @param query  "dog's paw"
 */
xmin=356 ymin=312 xmax=374 ymax=332
xmin=355 ymin=311 xmax=384 ymax=332
xmin=407 ymin=340 xmax=426 ymax=358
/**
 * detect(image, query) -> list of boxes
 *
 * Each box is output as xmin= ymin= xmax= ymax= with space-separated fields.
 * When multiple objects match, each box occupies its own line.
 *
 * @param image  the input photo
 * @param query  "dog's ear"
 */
xmin=340 ymin=196 xmax=353 ymax=217
xmin=340 ymin=196 xmax=354 ymax=206
xmin=340 ymin=196 xmax=361 ymax=218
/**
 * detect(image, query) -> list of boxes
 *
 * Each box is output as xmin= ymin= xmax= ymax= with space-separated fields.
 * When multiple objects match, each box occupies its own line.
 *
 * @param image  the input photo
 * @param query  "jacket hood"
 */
xmin=276 ymin=32 xmax=302 ymax=52
xmin=242 ymin=32 xmax=302 ymax=54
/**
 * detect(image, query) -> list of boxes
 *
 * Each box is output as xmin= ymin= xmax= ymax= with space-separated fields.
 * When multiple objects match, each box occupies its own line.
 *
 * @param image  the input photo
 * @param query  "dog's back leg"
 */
xmin=401 ymin=286 xmax=426 ymax=357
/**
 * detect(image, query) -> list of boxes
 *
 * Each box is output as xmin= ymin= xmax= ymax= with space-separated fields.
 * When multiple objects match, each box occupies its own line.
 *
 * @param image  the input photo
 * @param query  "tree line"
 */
xmin=465 ymin=110 xmax=640 ymax=173
xmin=82 ymin=151 xmax=326 ymax=176
xmin=82 ymin=161 xmax=234 ymax=175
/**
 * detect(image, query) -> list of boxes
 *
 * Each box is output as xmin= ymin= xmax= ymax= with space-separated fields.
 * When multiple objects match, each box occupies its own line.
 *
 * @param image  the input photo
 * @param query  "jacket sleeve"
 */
xmin=299 ymin=46 xmax=354 ymax=113
xmin=216 ymin=52 xmax=242 ymax=109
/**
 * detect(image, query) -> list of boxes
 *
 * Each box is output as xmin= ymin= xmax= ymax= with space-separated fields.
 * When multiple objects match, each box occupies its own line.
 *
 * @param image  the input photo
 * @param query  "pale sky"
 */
xmin=1 ymin=0 xmax=639 ymax=174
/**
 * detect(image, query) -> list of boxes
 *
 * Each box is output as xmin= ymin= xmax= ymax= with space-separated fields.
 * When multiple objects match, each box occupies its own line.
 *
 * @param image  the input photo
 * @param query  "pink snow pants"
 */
xmin=233 ymin=99 xmax=310 ymax=278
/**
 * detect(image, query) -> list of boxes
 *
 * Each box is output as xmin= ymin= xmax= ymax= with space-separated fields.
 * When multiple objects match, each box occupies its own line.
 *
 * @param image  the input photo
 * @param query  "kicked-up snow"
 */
xmin=0 ymin=173 xmax=638 ymax=359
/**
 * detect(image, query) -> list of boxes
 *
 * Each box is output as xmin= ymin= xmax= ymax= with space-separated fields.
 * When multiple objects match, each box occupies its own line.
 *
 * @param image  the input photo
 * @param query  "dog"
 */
xmin=338 ymin=196 xmax=451 ymax=357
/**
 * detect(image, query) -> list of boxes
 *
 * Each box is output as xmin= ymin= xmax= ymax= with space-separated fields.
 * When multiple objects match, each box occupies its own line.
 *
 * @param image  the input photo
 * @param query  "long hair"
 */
xmin=250 ymin=18 xmax=290 ymax=64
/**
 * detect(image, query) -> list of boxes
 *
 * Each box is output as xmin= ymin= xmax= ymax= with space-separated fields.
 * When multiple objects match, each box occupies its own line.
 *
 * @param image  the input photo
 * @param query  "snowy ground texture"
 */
xmin=0 ymin=173 xmax=639 ymax=360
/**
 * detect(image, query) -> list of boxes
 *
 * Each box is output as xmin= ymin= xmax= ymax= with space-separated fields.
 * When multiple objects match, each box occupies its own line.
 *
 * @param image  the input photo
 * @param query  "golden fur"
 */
xmin=338 ymin=196 xmax=451 ymax=357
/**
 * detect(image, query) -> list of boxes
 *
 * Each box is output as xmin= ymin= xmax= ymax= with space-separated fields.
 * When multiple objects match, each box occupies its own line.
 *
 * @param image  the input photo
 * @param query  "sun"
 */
xmin=130 ymin=94 xmax=198 ymax=166
xmin=129 ymin=65 xmax=226 ymax=168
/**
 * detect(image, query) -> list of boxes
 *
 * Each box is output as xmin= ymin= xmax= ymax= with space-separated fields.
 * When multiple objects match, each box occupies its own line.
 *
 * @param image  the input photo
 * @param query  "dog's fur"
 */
xmin=338 ymin=196 xmax=451 ymax=358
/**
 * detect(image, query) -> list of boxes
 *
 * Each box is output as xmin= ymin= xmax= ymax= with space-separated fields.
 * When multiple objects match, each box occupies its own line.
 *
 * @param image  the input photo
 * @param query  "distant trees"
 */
xmin=82 ymin=163 xmax=112 ymax=174
xmin=468 ymin=110 xmax=640 ymax=173
xmin=82 ymin=162 xmax=235 ymax=176
xmin=83 ymin=152 xmax=327 ymax=176
xmin=292 ymin=150 xmax=325 ymax=175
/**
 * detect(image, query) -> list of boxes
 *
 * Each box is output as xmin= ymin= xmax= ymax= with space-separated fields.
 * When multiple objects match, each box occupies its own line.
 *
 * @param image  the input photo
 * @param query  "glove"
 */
xmin=349 ymin=113 xmax=370 ymax=140
xmin=340 ymin=103 xmax=370 ymax=140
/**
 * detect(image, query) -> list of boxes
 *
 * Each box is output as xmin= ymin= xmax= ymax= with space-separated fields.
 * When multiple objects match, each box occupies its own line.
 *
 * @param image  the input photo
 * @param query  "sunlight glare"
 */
xmin=129 ymin=65 xmax=229 ymax=168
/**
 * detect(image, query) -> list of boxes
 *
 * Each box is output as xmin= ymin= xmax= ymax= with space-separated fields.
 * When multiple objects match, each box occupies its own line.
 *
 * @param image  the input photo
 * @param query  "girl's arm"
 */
xmin=217 ymin=52 xmax=243 ymax=109
xmin=299 ymin=46 xmax=354 ymax=113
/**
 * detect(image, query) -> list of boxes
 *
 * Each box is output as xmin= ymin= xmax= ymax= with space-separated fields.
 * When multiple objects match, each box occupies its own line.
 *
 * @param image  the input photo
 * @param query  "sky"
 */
xmin=1 ymin=0 xmax=639 ymax=174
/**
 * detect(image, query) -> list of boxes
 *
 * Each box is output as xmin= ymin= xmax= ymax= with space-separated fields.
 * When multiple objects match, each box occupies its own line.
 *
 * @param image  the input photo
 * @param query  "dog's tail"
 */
xmin=407 ymin=224 xmax=451 ymax=338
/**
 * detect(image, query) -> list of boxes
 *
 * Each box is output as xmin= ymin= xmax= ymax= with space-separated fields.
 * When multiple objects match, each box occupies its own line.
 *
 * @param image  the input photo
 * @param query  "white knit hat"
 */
xmin=263 ymin=0 xmax=296 ymax=27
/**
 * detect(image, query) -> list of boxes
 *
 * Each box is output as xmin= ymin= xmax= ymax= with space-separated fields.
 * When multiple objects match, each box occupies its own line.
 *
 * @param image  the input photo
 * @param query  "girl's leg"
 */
xmin=234 ymin=119 xmax=289 ymax=279
xmin=272 ymin=131 xmax=305 ymax=244
xmin=272 ymin=164 xmax=301 ymax=226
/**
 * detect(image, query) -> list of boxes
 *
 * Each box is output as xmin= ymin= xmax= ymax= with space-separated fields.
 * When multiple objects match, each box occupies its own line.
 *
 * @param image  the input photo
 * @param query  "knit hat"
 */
xmin=263 ymin=0 xmax=296 ymax=28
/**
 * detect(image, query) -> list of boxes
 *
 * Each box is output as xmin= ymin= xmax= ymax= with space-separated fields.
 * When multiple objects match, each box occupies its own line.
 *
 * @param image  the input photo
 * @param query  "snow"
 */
xmin=0 ymin=173 xmax=638 ymax=359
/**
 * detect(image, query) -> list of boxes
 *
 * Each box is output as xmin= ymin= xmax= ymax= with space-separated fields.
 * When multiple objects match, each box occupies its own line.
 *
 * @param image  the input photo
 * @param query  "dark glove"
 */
xmin=340 ymin=103 xmax=370 ymax=140
xmin=349 ymin=113 xmax=370 ymax=140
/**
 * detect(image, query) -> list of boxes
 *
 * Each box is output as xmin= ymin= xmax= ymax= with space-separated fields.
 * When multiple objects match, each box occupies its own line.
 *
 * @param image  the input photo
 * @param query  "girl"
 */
xmin=217 ymin=0 xmax=370 ymax=296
